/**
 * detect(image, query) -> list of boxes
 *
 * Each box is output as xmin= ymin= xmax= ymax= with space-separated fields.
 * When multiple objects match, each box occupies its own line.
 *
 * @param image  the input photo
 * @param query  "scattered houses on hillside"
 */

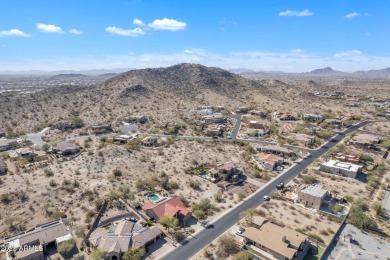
xmin=123 ymin=115 xmax=148 ymax=124
xmin=272 ymin=112 xmax=298 ymax=121
xmin=253 ymin=144 xmax=294 ymax=157
xmin=142 ymin=197 xmax=192 ymax=225
xmin=303 ymin=114 xmax=324 ymax=122
xmin=52 ymin=142 xmax=80 ymax=156
xmin=141 ymin=136 xmax=161 ymax=148
xmin=200 ymin=113 xmax=227 ymax=124
xmin=349 ymin=133 xmax=382 ymax=150
xmin=236 ymin=106 xmax=250 ymax=114
xmin=241 ymin=216 xmax=310 ymax=260
xmin=0 ymin=139 xmax=18 ymax=152
xmin=8 ymin=148 xmax=38 ymax=162
xmin=288 ymin=133 xmax=316 ymax=145
xmin=89 ymin=219 xmax=162 ymax=260
xmin=320 ymin=160 xmax=362 ymax=179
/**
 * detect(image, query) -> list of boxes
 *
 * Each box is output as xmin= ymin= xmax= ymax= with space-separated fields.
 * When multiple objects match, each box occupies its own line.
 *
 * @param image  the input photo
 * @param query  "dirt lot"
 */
xmin=0 ymin=139 xmax=260 ymax=241
xmin=362 ymin=121 xmax=390 ymax=135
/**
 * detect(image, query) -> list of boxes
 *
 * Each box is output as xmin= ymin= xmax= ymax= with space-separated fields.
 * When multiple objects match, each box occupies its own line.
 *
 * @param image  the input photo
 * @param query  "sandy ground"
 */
xmin=325 ymin=224 xmax=390 ymax=260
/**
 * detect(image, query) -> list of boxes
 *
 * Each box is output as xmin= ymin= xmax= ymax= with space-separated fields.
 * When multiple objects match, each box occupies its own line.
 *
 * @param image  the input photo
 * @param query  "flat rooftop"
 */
xmin=322 ymin=160 xmax=361 ymax=171
xmin=300 ymin=185 xmax=327 ymax=197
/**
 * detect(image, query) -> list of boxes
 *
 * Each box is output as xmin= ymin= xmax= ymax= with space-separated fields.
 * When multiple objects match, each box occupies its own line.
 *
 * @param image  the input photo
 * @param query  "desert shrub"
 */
xmin=301 ymin=174 xmax=318 ymax=184
xmin=232 ymin=251 xmax=254 ymax=260
xmin=57 ymin=238 xmax=76 ymax=258
xmin=349 ymin=199 xmax=377 ymax=230
xmin=217 ymin=234 xmax=240 ymax=258
xmin=308 ymin=233 xmax=324 ymax=243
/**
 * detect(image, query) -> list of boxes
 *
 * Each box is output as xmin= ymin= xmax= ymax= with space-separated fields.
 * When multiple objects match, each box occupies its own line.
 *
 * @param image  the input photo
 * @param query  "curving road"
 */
xmin=160 ymin=121 xmax=369 ymax=260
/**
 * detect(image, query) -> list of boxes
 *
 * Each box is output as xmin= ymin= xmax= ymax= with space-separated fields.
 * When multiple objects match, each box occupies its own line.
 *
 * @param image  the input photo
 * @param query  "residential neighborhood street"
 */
xmin=160 ymin=121 xmax=369 ymax=260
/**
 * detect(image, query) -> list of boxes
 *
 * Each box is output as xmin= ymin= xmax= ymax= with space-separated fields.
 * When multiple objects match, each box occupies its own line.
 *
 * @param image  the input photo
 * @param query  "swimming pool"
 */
xmin=148 ymin=193 xmax=162 ymax=202
xmin=200 ymin=172 xmax=208 ymax=178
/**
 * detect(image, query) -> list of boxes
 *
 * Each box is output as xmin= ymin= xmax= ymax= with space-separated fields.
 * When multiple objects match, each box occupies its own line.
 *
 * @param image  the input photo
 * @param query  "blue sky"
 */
xmin=0 ymin=0 xmax=389 ymax=72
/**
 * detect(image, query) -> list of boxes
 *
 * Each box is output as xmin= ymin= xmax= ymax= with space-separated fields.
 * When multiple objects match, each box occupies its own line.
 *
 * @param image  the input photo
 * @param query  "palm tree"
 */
xmin=158 ymin=216 xmax=178 ymax=233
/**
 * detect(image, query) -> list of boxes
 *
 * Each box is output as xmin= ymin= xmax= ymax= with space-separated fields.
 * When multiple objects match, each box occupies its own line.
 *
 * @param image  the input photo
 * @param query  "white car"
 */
xmin=263 ymin=195 xmax=270 ymax=201
xmin=236 ymin=227 xmax=245 ymax=235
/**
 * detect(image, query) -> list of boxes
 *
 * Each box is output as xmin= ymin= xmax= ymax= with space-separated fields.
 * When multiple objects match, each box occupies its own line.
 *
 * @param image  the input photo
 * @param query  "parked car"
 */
xmin=236 ymin=227 xmax=245 ymax=235
xmin=263 ymin=195 xmax=270 ymax=201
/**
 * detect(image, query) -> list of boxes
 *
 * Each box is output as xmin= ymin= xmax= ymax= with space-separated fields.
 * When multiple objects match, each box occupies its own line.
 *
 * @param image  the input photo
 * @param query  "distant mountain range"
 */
xmin=238 ymin=67 xmax=390 ymax=80
xmin=0 ymin=68 xmax=132 ymax=76
xmin=1 ymin=66 xmax=390 ymax=79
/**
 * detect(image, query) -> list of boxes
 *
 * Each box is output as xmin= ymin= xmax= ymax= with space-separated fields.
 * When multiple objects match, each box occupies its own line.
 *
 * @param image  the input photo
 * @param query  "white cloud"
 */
xmin=0 ymin=29 xmax=31 ymax=37
xmin=344 ymin=12 xmax=360 ymax=19
xmin=105 ymin=26 xmax=145 ymax=37
xmin=183 ymin=50 xmax=194 ymax=54
xmin=69 ymin=29 xmax=83 ymax=35
xmin=291 ymin=49 xmax=305 ymax=53
xmin=334 ymin=50 xmax=362 ymax=58
xmin=37 ymin=23 xmax=64 ymax=33
xmin=133 ymin=18 xmax=145 ymax=26
xmin=148 ymin=18 xmax=187 ymax=31
xmin=279 ymin=9 xmax=313 ymax=17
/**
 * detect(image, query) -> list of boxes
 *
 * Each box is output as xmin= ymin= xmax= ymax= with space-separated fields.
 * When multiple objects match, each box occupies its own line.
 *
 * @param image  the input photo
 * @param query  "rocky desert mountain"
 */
xmin=0 ymin=63 xmax=389 ymax=134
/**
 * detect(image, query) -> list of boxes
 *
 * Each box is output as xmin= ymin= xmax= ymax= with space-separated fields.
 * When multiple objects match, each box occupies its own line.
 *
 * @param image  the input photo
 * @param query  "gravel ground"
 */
xmin=324 ymin=223 xmax=390 ymax=260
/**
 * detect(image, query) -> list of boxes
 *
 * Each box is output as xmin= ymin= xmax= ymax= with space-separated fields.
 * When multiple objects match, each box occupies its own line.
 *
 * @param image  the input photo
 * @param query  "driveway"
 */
xmin=227 ymin=114 xmax=241 ymax=139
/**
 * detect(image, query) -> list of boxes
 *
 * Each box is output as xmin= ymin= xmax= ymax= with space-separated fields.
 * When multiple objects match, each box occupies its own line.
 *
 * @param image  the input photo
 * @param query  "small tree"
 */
xmin=217 ymin=234 xmax=240 ymax=258
xmin=240 ymin=208 xmax=256 ymax=225
xmin=42 ymin=143 xmax=50 ymax=152
xmin=122 ymin=248 xmax=145 ymax=260
xmin=233 ymin=251 xmax=254 ymax=260
xmin=90 ymin=248 xmax=105 ymax=260
xmin=158 ymin=216 xmax=178 ymax=233
xmin=57 ymin=238 xmax=76 ymax=258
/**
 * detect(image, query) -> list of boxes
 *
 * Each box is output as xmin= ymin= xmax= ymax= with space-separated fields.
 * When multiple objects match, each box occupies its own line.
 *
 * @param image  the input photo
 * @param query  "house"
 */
xmin=142 ymin=197 xmax=192 ymax=225
xmin=205 ymin=126 xmax=221 ymax=137
xmin=89 ymin=219 xmax=162 ymax=260
xmin=242 ymin=216 xmax=310 ymax=260
xmin=296 ymin=185 xmax=328 ymax=210
xmin=54 ymin=121 xmax=74 ymax=131
xmin=253 ymin=153 xmax=284 ymax=171
xmin=236 ymin=106 xmax=250 ymax=114
xmin=0 ymin=131 xmax=5 ymax=138
xmin=4 ymin=219 xmax=72 ymax=260
xmin=248 ymin=121 xmax=265 ymax=129
xmin=248 ymin=110 xmax=265 ymax=117
xmin=8 ymin=148 xmax=38 ymax=162
xmin=303 ymin=114 xmax=323 ymax=122
xmin=320 ymin=160 xmax=362 ymax=179
xmin=254 ymin=144 xmax=294 ymax=157
xmin=201 ymin=113 xmax=226 ymax=124
xmin=324 ymin=119 xmax=344 ymax=127
xmin=272 ymin=112 xmax=298 ymax=121
xmin=52 ymin=142 xmax=80 ymax=156
xmin=197 ymin=109 xmax=213 ymax=116
xmin=113 ymin=135 xmax=134 ymax=143
xmin=289 ymin=133 xmax=316 ymax=145
xmin=141 ymin=136 xmax=160 ymax=147
xmin=0 ymin=159 xmax=7 ymax=174
xmin=91 ymin=124 xmax=112 ymax=134
xmin=245 ymin=129 xmax=260 ymax=137
xmin=217 ymin=161 xmax=242 ymax=182
xmin=124 ymin=115 xmax=148 ymax=124
xmin=349 ymin=134 xmax=382 ymax=150
xmin=0 ymin=139 xmax=12 ymax=152
xmin=333 ymin=153 xmax=360 ymax=164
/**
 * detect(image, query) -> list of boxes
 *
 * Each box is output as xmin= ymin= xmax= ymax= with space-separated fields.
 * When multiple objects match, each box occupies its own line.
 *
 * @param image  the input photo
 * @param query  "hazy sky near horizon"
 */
xmin=1 ymin=0 xmax=389 ymax=72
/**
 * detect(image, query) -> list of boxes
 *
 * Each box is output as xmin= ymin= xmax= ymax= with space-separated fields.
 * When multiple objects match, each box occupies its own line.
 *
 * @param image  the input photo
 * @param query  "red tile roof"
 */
xmin=142 ymin=197 xmax=191 ymax=219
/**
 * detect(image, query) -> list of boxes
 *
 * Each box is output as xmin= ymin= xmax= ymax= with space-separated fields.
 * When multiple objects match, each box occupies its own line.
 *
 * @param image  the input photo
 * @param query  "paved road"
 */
xmin=161 ymin=121 xmax=369 ymax=260
xmin=227 ymin=114 xmax=241 ymax=139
